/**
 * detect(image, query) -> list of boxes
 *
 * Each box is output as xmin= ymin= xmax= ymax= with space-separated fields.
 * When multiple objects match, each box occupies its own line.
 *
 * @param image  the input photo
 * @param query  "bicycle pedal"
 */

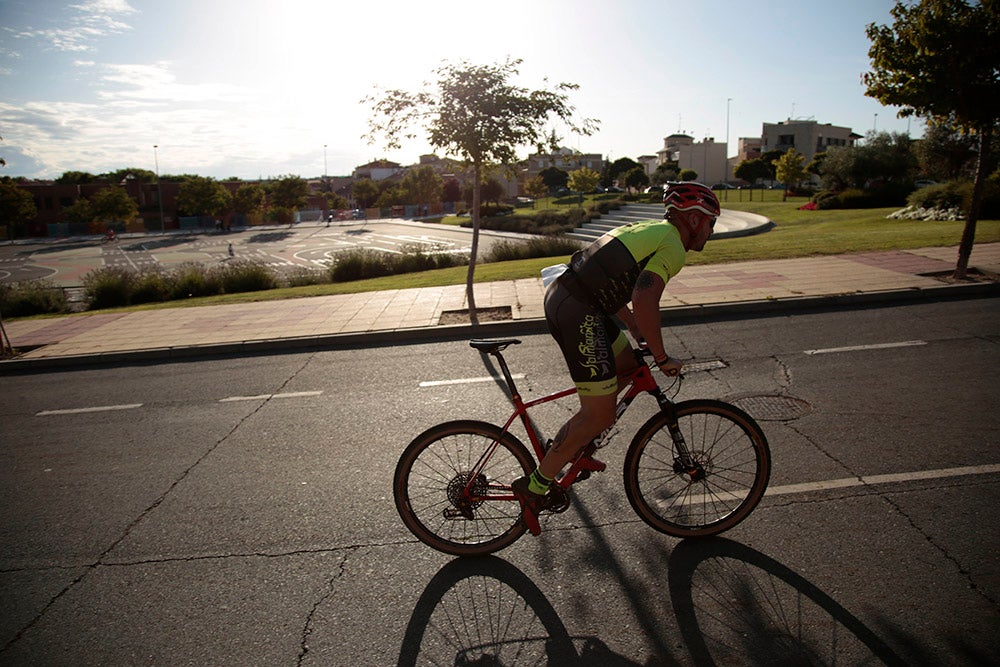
xmin=543 ymin=487 xmax=571 ymax=514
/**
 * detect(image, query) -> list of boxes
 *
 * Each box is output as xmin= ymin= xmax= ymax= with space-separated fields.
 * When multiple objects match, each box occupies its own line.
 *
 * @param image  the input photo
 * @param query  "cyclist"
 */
xmin=512 ymin=181 xmax=721 ymax=535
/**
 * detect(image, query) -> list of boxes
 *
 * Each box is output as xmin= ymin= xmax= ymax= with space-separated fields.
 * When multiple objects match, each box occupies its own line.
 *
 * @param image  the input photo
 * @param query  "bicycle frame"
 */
xmin=465 ymin=345 xmax=688 ymax=501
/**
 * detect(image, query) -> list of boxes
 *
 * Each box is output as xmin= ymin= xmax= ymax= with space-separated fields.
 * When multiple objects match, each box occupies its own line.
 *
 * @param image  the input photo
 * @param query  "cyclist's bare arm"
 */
xmin=630 ymin=271 xmax=680 ymax=374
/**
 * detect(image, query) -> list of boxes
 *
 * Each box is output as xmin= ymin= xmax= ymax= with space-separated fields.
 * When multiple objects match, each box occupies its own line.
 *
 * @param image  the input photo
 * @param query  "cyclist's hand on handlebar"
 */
xmin=657 ymin=356 xmax=683 ymax=377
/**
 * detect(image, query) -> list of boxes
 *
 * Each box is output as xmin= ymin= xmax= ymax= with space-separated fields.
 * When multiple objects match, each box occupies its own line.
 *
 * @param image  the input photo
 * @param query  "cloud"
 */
xmin=95 ymin=61 xmax=257 ymax=105
xmin=16 ymin=0 xmax=138 ymax=52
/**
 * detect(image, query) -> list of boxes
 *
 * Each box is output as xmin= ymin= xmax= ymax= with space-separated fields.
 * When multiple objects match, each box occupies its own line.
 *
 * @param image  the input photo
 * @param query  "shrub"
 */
xmin=907 ymin=180 xmax=968 ymax=210
xmin=214 ymin=260 xmax=277 ymax=293
xmin=0 ymin=279 xmax=70 ymax=317
xmin=130 ymin=271 xmax=170 ymax=304
xmin=284 ymin=266 xmax=327 ymax=287
xmin=168 ymin=262 xmax=222 ymax=299
xmin=83 ymin=266 xmax=135 ymax=309
xmin=330 ymin=249 xmax=392 ymax=281
xmin=483 ymin=236 xmax=583 ymax=263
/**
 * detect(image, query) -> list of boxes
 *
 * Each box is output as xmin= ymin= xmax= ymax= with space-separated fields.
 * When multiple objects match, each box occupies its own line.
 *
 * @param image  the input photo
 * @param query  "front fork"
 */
xmin=653 ymin=388 xmax=707 ymax=482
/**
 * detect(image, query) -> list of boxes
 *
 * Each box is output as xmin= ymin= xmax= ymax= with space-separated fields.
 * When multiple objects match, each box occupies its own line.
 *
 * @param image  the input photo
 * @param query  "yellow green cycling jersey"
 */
xmin=567 ymin=220 xmax=686 ymax=313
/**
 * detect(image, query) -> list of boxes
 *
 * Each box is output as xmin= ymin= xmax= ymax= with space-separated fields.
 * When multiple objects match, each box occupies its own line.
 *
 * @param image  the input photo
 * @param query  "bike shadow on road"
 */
xmin=395 ymin=535 xmax=934 ymax=666
xmin=664 ymin=537 xmax=912 ymax=665
xmin=396 ymin=555 xmax=642 ymax=666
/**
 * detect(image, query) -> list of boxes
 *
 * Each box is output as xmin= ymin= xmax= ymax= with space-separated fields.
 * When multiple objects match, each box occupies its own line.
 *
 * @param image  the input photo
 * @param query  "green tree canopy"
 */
xmin=176 ymin=176 xmax=232 ymax=217
xmin=567 ymin=166 xmax=600 ymax=194
xmin=400 ymin=165 xmax=443 ymax=204
xmin=623 ymin=166 xmax=650 ymax=192
xmin=364 ymin=57 xmax=596 ymax=318
xmin=524 ymin=175 xmax=548 ymax=201
xmin=864 ymin=0 xmax=1000 ymax=277
xmin=233 ymin=183 xmax=266 ymax=215
xmin=90 ymin=186 xmax=139 ymax=223
xmin=734 ymin=158 xmax=773 ymax=185
xmin=775 ymin=149 xmax=807 ymax=198
xmin=267 ymin=175 xmax=309 ymax=210
xmin=0 ymin=182 xmax=37 ymax=236
xmin=539 ymin=166 xmax=569 ymax=190
xmin=352 ymin=178 xmax=380 ymax=208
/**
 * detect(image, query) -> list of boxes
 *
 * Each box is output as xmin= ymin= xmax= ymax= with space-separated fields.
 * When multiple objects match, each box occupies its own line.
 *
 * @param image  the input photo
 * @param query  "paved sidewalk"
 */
xmin=2 ymin=244 xmax=998 ymax=371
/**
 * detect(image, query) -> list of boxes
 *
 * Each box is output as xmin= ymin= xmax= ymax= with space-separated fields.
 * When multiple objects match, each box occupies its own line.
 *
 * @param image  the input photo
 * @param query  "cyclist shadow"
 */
xmin=664 ymin=537 xmax=911 ymax=665
xmin=396 ymin=539 xmax=925 ymax=665
xmin=396 ymin=555 xmax=641 ymax=666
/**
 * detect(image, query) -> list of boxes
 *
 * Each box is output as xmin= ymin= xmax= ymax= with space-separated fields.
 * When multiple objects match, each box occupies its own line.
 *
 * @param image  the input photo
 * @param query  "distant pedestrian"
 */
xmin=228 ymin=243 xmax=234 ymax=257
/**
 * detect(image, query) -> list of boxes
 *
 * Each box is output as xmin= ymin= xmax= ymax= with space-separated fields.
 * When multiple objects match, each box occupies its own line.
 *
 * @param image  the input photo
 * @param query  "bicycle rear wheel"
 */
xmin=394 ymin=420 xmax=535 ymax=557
xmin=623 ymin=399 xmax=770 ymax=538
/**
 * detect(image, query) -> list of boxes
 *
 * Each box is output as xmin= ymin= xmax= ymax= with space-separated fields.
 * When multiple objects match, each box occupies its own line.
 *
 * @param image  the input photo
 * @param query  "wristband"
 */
xmin=654 ymin=355 xmax=669 ymax=366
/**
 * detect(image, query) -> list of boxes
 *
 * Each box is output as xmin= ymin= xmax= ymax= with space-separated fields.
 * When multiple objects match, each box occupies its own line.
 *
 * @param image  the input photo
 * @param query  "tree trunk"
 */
xmin=955 ymin=125 xmax=992 ymax=280
xmin=465 ymin=162 xmax=481 ymax=326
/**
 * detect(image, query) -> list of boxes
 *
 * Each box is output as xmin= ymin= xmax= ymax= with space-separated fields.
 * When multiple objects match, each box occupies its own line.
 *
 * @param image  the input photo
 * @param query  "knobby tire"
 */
xmin=623 ymin=399 xmax=770 ymax=538
xmin=394 ymin=420 xmax=535 ymax=557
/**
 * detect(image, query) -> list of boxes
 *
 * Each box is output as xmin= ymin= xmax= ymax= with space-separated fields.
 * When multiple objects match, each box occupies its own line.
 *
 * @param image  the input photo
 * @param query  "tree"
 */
xmin=817 ymin=131 xmax=916 ymax=191
xmin=623 ymin=166 xmax=650 ymax=192
xmin=678 ymin=168 xmax=698 ymax=181
xmin=352 ymin=178 xmax=380 ymax=208
xmin=650 ymin=162 xmax=679 ymax=186
xmin=567 ymin=167 xmax=600 ymax=195
xmin=233 ymin=183 xmax=266 ymax=216
xmin=524 ymin=175 xmax=548 ymax=202
xmin=775 ymin=149 xmax=807 ymax=200
xmin=365 ymin=57 xmax=597 ymax=320
xmin=864 ymin=0 xmax=1000 ymax=278
xmin=442 ymin=178 xmax=462 ymax=203
xmin=0 ymin=182 xmax=37 ymax=238
xmin=90 ymin=186 xmax=139 ymax=224
xmin=267 ymin=175 xmax=309 ymax=211
xmin=400 ymin=165 xmax=443 ymax=205
xmin=607 ymin=157 xmax=640 ymax=187
xmin=734 ymin=158 xmax=773 ymax=186
xmin=914 ymin=118 xmax=980 ymax=181
xmin=176 ymin=176 xmax=232 ymax=217
xmin=539 ymin=166 xmax=569 ymax=191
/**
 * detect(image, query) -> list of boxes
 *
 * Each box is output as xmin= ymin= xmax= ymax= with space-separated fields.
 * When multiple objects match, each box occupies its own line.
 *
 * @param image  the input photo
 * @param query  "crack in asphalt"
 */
xmin=785 ymin=423 xmax=998 ymax=611
xmin=1 ymin=354 xmax=319 ymax=657
xmin=298 ymin=550 xmax=351 ymax=666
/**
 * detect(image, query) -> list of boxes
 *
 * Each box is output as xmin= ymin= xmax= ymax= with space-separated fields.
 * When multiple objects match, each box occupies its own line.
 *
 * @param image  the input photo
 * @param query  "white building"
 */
xmin=656 ymin=133 xmax=729 ymax=185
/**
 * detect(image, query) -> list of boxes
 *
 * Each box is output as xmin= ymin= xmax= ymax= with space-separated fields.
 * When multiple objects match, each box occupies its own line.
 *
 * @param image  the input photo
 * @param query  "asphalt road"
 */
xmin=2 ymin=298 xmax=998 ymax=665
xmin=0 ymin=220 xmax=520 ymax=288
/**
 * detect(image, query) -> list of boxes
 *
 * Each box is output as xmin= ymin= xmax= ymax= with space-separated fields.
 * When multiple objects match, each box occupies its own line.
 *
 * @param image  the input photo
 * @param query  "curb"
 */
xmin=2 ymin=281 xmax=995 ymax=375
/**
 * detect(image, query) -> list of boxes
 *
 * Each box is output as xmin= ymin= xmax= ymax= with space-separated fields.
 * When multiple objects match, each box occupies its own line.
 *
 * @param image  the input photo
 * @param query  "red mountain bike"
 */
xmin=394 ymin=338 xmax=771 ymax=557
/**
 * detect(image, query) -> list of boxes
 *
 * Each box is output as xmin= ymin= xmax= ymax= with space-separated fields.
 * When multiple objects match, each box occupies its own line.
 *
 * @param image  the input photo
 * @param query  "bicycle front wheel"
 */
xmin=623 ymin=399 xmax=770 ymax=538
xmin=394 ymin=420 xmax=535 ymax=557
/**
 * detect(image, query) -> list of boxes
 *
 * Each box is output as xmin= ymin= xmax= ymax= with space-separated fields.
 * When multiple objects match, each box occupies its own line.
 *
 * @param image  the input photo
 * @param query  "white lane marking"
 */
xmin=219 ymin=391 xmax=324 ymax=402
xmin=37 ymin=403 xmax=143 ymax=416
xmin=662 ymin=464 xmax=1000 ymax=507
xmin=804 ymin=340 xmax=927 ymax=355
xmin=766 ymin=464 xmax=1000 ymax=497
xmin=420 ymin=374 xmax=525 ymax=388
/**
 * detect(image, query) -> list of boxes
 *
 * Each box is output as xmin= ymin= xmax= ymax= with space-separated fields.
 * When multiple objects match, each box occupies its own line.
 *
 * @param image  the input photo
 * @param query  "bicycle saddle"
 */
xmin=469 ymin=338 xmax=521 ymax=353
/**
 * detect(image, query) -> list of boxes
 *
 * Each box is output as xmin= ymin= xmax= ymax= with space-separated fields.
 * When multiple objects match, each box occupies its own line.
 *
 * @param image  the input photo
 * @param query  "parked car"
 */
xmin=711 ymin=183 xmax=738 ymax=190
xmin=914 ymin=179 xmax=939 ymax=188
xmin=643 ymin=185 xmax=664 ymax=194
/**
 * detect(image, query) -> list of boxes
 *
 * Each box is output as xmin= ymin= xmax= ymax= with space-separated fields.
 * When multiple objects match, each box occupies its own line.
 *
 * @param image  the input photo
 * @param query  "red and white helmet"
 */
xmin=663 ymin=182 xmax=721 ymax=217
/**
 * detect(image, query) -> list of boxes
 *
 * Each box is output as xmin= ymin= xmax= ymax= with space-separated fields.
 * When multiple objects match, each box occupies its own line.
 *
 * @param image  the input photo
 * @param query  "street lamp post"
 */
xmin=724 ymin=98 xmax=732 ymax=201
xmin=153 ymin=145 xmax=164 ymax=232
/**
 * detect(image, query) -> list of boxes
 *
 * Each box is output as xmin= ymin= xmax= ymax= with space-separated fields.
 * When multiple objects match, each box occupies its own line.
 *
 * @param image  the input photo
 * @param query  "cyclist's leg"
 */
xmin=540 ymin=288 xmax=620 ymax=480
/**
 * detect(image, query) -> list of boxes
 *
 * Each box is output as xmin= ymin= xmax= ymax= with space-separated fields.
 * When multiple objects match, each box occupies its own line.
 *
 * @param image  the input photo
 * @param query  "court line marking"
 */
xmin=420 ymin=374 xmax=525 ymax=388
xmin=804 ymin=340 xmax=927 ymax=355
xmin=37 ymin=403 xmax=143 ymax=416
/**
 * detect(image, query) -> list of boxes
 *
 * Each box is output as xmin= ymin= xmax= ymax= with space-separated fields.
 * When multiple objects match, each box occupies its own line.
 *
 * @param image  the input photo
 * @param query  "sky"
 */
xmin=0 ymin=0 xmax=921 ymax=181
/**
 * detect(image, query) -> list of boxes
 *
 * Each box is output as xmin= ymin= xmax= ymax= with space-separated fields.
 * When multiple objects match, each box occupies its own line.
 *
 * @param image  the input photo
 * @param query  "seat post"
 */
xmin=491 ymin=350 xmax=521 ymax=401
